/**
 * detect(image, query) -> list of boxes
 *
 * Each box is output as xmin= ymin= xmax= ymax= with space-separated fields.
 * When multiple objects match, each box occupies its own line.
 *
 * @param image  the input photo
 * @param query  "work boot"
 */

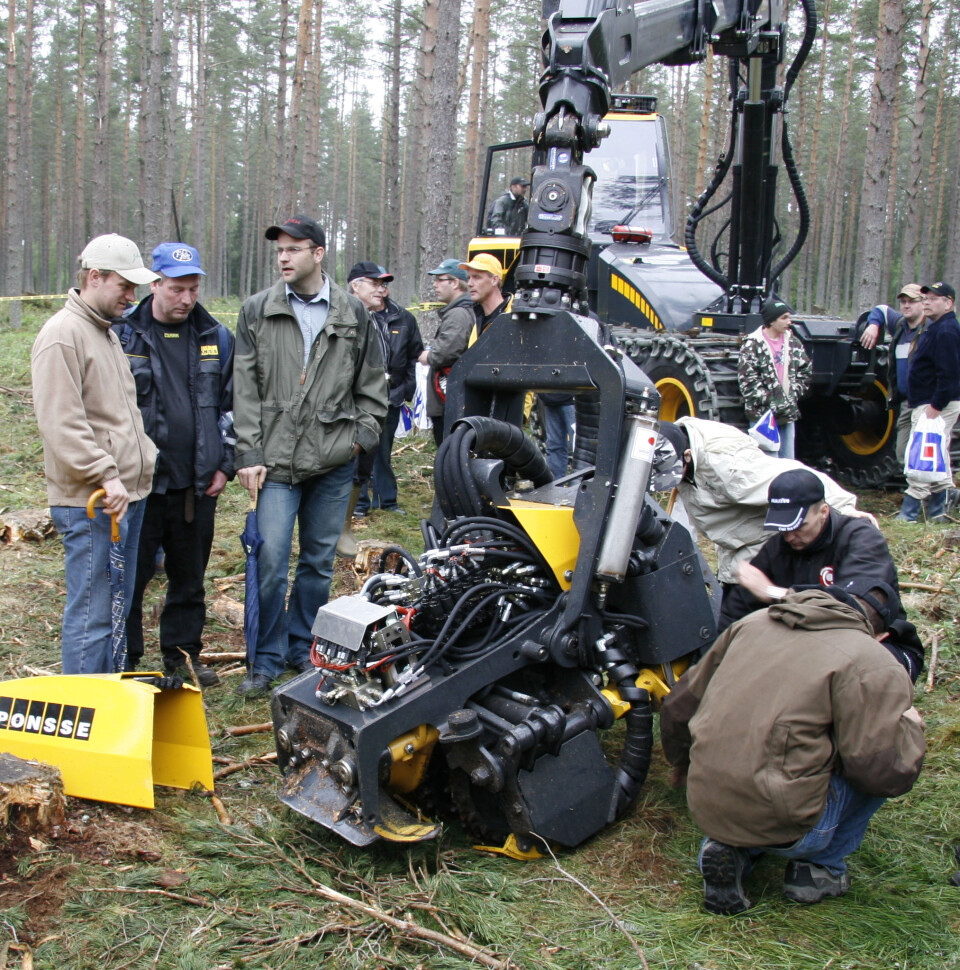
xmin=896 ymin=494 xmax=922 ymax=522
xmin=236 ymin=671 xmax=272 ymax=698
xmin=336 ymin=485 xmax=363 ymax=558
xmin=782 ymin=861 xmax=850 ymax=904
xmin=925 ymin=490 xmax=949 ymax=522
xmin=699 ymin=838 xmax=752 ymax=915
xmin=165 ymin=660 xmax=220 ymax=688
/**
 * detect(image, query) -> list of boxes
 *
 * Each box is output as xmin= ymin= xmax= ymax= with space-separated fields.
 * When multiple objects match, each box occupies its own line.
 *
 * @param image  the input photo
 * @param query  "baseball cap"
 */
xmin=427 ymin=258 xmax=468 ymax=281
xmin=764 ymin=469 xmax=825 ymax=531
xmin=459 ymin=253 xmax=504 ymax=280
xmin=152 ymin=242 xmax=206 ymax=278
xmin=921 ymin=281 xmax=956 ymax=300
xmin=760 ymin=299 xmax=791 ymax=326
xmin=838 ymin=577 xmax=900 ymax=631
xmin=264 ymin=214 xmax=326 ymax=248
xmin=79 ymin=234 xmax=159 ymax=285
xmin=510 ymin=176 xmax=530 ymax=187
xmin=896 ymin=283 xmax=923 ymax=300
xmin=347 ymin=261 xmax=393 ymax=284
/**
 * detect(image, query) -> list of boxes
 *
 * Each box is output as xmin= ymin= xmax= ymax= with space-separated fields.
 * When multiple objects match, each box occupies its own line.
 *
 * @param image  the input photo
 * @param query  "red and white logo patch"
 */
xmin=819 ymin=566 xmax=834 ymax=586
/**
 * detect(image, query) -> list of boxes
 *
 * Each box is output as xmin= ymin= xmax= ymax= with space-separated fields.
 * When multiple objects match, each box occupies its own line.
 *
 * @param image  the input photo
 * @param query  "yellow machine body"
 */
xmin=503 ymin=499 xmax=580 ymax=589
xmin=0 ymin=673 xmax=214 ymax=809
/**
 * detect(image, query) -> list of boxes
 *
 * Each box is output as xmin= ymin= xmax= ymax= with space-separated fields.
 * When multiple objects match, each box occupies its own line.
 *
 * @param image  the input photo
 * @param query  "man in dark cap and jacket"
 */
xmin=720 ymin=468 xmax=924 ymax=681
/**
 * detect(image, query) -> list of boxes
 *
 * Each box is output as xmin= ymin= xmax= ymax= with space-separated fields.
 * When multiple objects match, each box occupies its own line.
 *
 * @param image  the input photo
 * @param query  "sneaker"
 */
xmin=699 ymin=839 xmax=752 ymax=915
xmin=782 ymin=861 xmax=850 ymax=904
xmin=236 ymin=672 xmax=272 ymax=698
xmin=164 ymin=661 xmax=220 ymax=688
xmin=291 ymin=659 xmax=315 ymax=674
xmin=353 ymin=507 xmax=369 ymax=519
xmin=382 ymin=506 xmax=406 ymax=515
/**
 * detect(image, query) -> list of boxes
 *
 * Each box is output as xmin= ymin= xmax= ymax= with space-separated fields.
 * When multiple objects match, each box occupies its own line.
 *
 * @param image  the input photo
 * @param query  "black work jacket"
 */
xmin=117 ymin=297 xmax=235 ymax=494
xmin=376 ymin=299 xmax=424 ymax=407
xmin=719 ymin=509 xmax=924 ymax=681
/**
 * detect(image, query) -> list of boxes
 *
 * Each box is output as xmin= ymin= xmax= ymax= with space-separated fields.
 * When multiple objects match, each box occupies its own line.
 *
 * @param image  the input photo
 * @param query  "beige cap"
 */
xmin=79 ymin=234 xmax=160 ymax=285
xmin=459 ymin=253 xmax=504 ymax=280
xmin=897 ymin=283 xmax=923 ymax=301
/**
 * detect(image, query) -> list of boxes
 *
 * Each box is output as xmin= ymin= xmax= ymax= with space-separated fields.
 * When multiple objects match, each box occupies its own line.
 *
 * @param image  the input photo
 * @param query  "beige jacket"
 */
xmin=676 ymin=417 xmax=859 ymax=583
xmin=31 ymin=290 xmax=157 ymax=506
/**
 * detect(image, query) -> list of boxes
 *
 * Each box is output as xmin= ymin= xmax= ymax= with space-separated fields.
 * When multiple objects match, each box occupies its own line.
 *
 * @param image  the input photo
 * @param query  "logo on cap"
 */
xmin=172 ymin=248 xmax=193 ymax=262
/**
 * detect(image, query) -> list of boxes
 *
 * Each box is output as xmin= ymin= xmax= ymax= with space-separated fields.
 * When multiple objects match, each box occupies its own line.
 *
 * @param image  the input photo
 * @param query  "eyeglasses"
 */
xmin=360 ymin=278 xmax=388 ymax=289
xmin=276 ymin=245 xmax=317 ymax=257
xmin=434 ymin=276 xmax=456 ymax=283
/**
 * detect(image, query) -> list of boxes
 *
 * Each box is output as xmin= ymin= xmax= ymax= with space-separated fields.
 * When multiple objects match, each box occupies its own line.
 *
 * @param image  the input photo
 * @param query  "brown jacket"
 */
xmin=31 ymin=289 xmax=157 ymax=506
xmin=660 ymin=589 xmax=924 ymax=847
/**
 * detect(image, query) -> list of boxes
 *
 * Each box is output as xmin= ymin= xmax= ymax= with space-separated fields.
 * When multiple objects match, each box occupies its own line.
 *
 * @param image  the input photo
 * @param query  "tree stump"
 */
xmin=0 ymin=753 xmax=65 ymax=835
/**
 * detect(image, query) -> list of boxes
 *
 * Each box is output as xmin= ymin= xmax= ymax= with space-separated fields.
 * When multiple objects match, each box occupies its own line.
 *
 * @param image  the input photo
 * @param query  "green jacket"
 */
xmin=233 ymin=278 xmax=388 ymax=483
xmin=737 ymin=325 xmax=811 ymax=422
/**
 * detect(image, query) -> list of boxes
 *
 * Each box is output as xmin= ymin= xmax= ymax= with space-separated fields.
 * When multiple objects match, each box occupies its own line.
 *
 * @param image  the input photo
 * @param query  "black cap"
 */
xmin=844 ymin=578 xmax=900 ymax=630
xmin=510 ymin=176 xmax=530 ymax=187
xmin=265 ymin=214 xmax=326 ymax=248
xmin=764 ymin=469 xmax=825 ymax=531
xmin=921 ymin=281 xmax=956 ymax=300
xmin=761 ymin=299 xmax=791 ymax=326
xmin=347 ymin=261 xmax=394 ymax=284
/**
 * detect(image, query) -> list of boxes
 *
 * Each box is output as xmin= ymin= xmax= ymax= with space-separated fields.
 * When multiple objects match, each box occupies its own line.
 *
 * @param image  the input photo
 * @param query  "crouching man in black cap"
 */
xmin=719 ymin=468 xmax=925 ymax=681
xmin=661 ymin=580 xmax=925 ymax=914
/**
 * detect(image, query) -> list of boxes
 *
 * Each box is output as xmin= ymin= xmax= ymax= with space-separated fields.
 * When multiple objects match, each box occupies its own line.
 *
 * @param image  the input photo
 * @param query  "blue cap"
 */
xmin=427 ymin=258 xmax=468 ymax=282
xmin=152 ymin=242 xmax=206 ymax=278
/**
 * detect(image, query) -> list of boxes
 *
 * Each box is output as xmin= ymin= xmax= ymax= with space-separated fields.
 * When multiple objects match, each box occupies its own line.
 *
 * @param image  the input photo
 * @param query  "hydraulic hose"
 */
xmin=684 ymin=59 xmax=740 ymax=290
xmin=769 ymin=0 xmax=817 ymax=284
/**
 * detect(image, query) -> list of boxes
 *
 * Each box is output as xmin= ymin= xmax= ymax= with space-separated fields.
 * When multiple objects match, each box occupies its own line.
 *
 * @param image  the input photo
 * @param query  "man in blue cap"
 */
xmin=116 ymin=242 xmax=235 ymax=686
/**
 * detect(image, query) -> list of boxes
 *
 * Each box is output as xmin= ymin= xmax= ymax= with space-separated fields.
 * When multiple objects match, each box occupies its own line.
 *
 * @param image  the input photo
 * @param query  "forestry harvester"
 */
xmin=268 ymin=0 xmax=867 ymax=856
xmin=473 ymin=0 xmax=908 ymax=488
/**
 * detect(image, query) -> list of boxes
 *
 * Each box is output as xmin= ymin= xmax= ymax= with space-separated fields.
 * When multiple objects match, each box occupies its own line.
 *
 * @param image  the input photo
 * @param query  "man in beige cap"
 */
xmin=31 ymin=234 xmax=159 ymax=674
xmin=858 ymin=283 xmax=928 ymax=466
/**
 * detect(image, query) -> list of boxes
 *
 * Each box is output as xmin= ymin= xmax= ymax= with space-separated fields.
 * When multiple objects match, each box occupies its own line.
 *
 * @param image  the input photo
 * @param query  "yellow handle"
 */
xmin=86 ymin=488 xmax=120 ymax=541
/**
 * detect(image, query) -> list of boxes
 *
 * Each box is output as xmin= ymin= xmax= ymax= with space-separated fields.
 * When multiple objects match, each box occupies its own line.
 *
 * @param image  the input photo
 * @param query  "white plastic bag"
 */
xmin=412 ymin=362 xmax=433 ymax=430
xmin=747 ymin=408 xmax=780 ymax=453
xmin=904 ymin=413 xmax=951 ymax=482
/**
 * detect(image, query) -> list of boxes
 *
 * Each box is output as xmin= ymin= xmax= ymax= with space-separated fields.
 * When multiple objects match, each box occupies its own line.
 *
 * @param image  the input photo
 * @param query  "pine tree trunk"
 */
xmin=418 ymin=0 xmax=461 ymax=300
xmin=90 ymin=0 xmax=111 ymax=235
xmin=852 ymin=0 xmax=905 ymax=311
xmin=460 ymin=0 xmax=491 ymax=254
xmin=140 ymin=0 xmax=167 ymax=247
xmin=5 ymin=0 xmax=23 ymax=326
xmin=898 ymin=0 xmax=932 ymax=282
xmin=879 ymin=61 xmax=903 ymax=299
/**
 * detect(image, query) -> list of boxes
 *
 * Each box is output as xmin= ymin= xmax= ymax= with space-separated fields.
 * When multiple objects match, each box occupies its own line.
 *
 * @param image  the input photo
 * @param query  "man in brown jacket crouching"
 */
xmin=660 ymin=581 xmax=925 ymax=914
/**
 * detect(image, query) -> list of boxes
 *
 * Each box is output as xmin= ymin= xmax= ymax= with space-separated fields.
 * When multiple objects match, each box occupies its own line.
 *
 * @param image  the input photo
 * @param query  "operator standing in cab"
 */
xmin=738 ymin=299 xmax=812 ymax=459
xmin=487 ymin=177 xmax=529 ymax=236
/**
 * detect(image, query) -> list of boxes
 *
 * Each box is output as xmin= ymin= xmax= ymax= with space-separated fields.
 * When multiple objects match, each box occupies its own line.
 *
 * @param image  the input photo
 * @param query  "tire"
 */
xmin=614 ymin=329 xmax=746 ymax=427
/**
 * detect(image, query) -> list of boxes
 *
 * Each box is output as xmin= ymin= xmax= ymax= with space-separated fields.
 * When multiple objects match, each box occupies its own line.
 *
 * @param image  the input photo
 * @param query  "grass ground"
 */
xmin=0 ymin=305 xmax=958 ymax=969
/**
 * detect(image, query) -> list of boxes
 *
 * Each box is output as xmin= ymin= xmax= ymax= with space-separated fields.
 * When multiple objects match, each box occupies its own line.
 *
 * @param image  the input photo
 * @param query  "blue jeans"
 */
xmin=544 ymin=402 xmax=576 ymax=479
xmin=358 ymin=404 xmax=400 ymax=512
xmin=253 ymin=463 xmax=354 ymax=679
xmin=699 ymin=775 xmax=886 ymax=878
xmin=777 ymin=421 xmax=796 ymax=459
xmin=51 ymin=500 xmax=146 ymax=674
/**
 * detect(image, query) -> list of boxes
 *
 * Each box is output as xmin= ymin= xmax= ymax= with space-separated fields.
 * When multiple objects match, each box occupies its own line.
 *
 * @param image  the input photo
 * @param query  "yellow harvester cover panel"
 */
xmin=0 ymin=674 xmax=214 ymax=809
xmin=503 ymin=500 xmax=580 ymax=589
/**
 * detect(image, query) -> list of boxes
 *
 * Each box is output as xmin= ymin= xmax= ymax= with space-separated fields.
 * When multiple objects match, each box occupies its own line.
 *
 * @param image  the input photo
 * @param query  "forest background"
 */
xmin=1 ymin=0 xmax=958 ymax=318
